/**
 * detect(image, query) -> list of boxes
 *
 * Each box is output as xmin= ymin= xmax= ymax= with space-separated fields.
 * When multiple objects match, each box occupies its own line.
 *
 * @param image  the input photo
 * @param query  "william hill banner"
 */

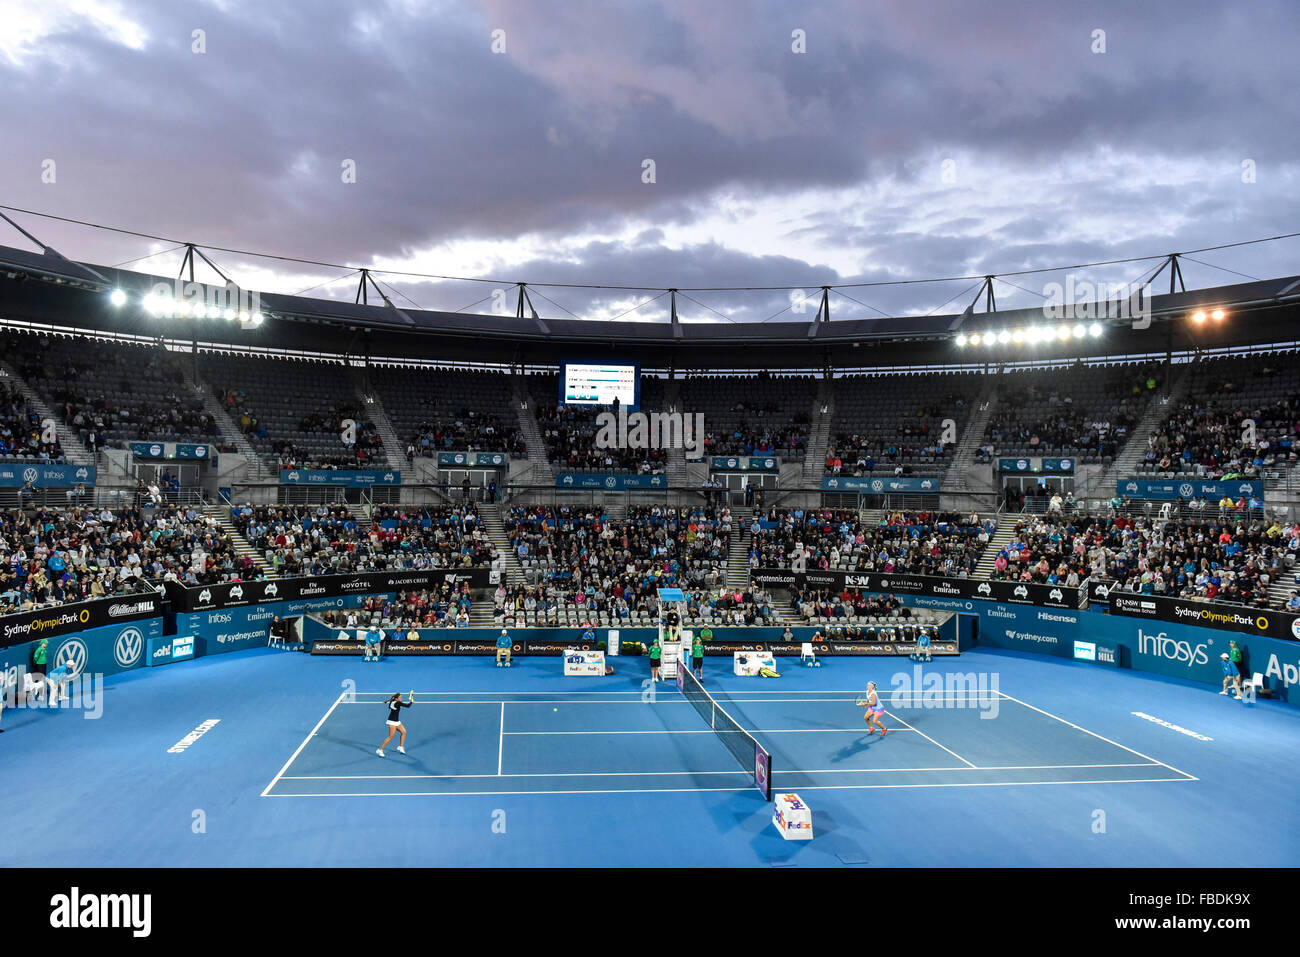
xmin=1107 ymin=591 xmax=1300 ymax=642
xmin=164 ymin=568 xmax=497 ymax=613
xmin=749 ymin=568 xmax=1084 ymax=610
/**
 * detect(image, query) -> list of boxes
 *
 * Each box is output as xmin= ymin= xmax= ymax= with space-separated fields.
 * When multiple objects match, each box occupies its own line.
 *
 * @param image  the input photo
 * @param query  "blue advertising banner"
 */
xmin=0 ymin=616 xmax=163 ymax=684
xmin=1116 ymin=478 xmax=1263 ymax=500
xmin=437 ymin=452 xmax=508 ymax=467
xmin=147 ymin=634 xmax=196 ymax=666
xmin=0 ymin=463 xmax=96 ymax=487
xmin=555 ymin=473 xmax=668 ymax=489
xmin=130 ymin=442 xmax=212 ymax=460
xmin=998 ymin=457 xmax=1076 ymax=473
xmin=172 ymin=594 xmax=374 ymax=657
xmin=279 ymin=469 xmax=400 ymax=487
xmin=821 ymin=476 xmax=941 ymax=492
xmin=710 ymin=456 xmax=780 ymax=472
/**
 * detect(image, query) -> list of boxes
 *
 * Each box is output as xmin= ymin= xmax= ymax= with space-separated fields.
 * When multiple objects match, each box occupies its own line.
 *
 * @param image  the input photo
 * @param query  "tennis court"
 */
xmin=263 ymin=682 xmax=1195 ymax=799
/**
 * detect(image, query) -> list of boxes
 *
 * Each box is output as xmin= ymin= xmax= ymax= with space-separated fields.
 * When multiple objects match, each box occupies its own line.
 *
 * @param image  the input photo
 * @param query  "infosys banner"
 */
xmin=821 ymin=476 xmax=940 ymax=493
xmin=750 ymin=568 xmax=1084 ymax=610
xmin=174 ymin=594 xmax=374 ymax=658
xmin=437 ymin=452 xmax=508 ymax=467
xmin=0 ymin=616 xmax=164 ymax=683
xmin=164 ymin=568 xmax=497 ymax=613
xmin=555 ymin=473 xmax=668 ymax=489
xmin=1 ymin=593 xmax=163 ymax=651
xmin=1107 ymin=592 xmax=1300 ymax=643
xmin=1116 ymin=478 xmax=1263 ymax=501
xmin=279 ymin=469 xmax=400 ymax=487
xmin=0 ymin=463 xmax=96 ymax=488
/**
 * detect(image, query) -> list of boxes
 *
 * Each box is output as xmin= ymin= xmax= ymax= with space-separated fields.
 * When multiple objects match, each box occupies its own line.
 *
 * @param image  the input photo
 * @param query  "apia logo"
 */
xmin=1048 ymin=588 xmax=1064 ymax=602
xmin=115 ymin=627 xmax=144 ymax=667
xmin=920 ymin=479 xmax=934 ymax=489
xmin=1124 ymin=481 xmax=1138 ymax=493
xmin=1095 ymin=584 xmax=1110 ymax=597
xmin=826 ymin=478 xmax=839 ymax=488
xmin=562 ymin=474 xmax=574 ymax=485
xmin=383 ymin=472 xmax=394 ymax=482
xmin=287 ymin=470 xmax=300 ymax=481
xmin=75 ymin=467 xmax=89 ymax=479
xmin=1137 ymin=628 xmax=1209 ymax=667
xmin=198 ymin=588 xmax=212 ymax=603
xmin=1013 ymin=585 xmax=1029 ymax=598
xmin=1239 ymin=483 xmax=1253 ymax=495
xmin=263 ymin=582 xmax=279 ymax=597
xmin=977 ymin=582 xmax=992 ymax=596
xmin=228 ymin=585 xmax=244 ymax=600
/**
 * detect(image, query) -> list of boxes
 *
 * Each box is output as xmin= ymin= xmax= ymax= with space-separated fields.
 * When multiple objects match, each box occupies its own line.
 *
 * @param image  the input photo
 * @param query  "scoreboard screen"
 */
xmin=559 ymin=361 xmax=640 ymax=409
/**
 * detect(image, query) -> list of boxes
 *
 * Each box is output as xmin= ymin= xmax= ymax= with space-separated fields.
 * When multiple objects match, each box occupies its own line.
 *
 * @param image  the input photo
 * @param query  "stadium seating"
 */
xmin=679 ymin=372 xmax=811 ymax=460
xmin=372 ymin=365 xmax=526 ymax=460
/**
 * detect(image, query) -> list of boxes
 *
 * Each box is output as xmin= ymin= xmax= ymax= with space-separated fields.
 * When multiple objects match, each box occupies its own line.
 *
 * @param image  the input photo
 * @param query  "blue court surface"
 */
xmin=1 ymin=647 xmax=1297 ymax=867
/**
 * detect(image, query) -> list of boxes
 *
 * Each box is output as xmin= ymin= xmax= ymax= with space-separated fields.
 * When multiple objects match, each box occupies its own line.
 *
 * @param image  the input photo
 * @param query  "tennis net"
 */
xmin=677 ymin=664 xmax=773 ymax=800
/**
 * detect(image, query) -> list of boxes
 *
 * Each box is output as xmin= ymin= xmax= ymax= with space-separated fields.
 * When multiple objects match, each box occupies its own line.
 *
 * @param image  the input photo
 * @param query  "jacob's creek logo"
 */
xmin=1172 ymin=604 xmax=1268 ymax=631
xmin=1137 ymin=628 xmax=1210 ymax=667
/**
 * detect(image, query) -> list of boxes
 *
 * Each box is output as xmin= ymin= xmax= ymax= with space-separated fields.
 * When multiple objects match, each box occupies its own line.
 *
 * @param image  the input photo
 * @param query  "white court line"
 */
xmin=996 ymin=692 xmax=1199 ymax=782
xmin=882 ymin=710 xmax=978 ymax=768
xmin=264 ymin=774 xmax=1194 ymax=798
xmin=280 ymin=761 xmax=1159 ymax=781
xmin=261 ymin=690 xmax=348 ymax=798
xmin=500 ymin=728 xmax=920 ymax=735
xmin=497 ymin=702 xmax=505 ymax=776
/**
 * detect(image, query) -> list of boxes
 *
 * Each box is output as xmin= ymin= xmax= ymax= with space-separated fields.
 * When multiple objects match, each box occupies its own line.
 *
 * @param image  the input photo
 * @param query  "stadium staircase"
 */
xmin=1090 ymin=361 xmax=1195 ymax=496
xmin=204 ymin=503 xmax=278 ymax=579
xmin=478 ymin=502 xmax=523 ymax=586
xmin=0 ymin=359 xmax=94 ymax=466
xmin=662 ymin=377 xmax=691 ymax=488
xmin=350 ymin=366 xmax=406 ymax=472
xmin=184 ymin=367 xmax=267 ymax=481
xmin=973 ymin=519 xmax=1017 ymax=579
xmin=942 ymin=374 xmax=1000 ymax=491
xmin=725 ymin=505 xmax=753 ymax=590
xmin=510 ymin=373 xmax=554 ymax=484
xmin=801 ymin=378 xmax=835 ymax=484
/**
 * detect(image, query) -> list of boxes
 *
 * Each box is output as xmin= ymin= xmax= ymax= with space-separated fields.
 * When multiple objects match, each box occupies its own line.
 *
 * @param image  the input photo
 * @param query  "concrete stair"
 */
xmin=183 ymin=365 xmax=267 ymax=480
xmin=943 ymin=373 xmax=1000 ymax=491
xmin=477 ymin=502 xmax=523 ymax=586
xmin=204 ymin=503 xmax=278 ymax=579
xmin=0 ymin=359 xmax=94 ymax=466
xmin=1089 ymin=361 xmax=1195 ymax=496
xmin=973 ymin=518 xmax=1017 ymax=579
xmin=725 ymin=505 xmax=754 ymax=589
xmin=511 ymin=373 xmax=554 ymax=483
xmin=351 ymin=366 xmax=406 ymax=472
xmin=802 ymin=377 xmax=835 ymax=483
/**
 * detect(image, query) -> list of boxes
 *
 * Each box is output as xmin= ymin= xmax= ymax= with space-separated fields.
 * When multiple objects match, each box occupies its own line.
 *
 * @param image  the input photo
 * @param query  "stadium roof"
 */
xmin=1 ymin=241 xmax=1299 ymax=370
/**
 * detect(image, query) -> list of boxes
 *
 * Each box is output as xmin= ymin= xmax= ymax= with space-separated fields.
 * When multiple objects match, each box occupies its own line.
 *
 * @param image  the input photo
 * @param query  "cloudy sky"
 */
xmin=1 ymin=0 xmax=1297 ymax=324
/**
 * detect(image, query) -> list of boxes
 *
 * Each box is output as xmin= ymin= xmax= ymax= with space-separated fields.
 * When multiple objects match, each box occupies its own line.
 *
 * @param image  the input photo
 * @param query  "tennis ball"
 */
xmin=553 ymin=707 xmax=558 ymax=712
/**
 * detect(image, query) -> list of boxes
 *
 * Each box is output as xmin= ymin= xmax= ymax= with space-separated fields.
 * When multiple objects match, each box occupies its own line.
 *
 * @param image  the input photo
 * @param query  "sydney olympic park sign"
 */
xmin=754 ymin=567 xmax=1300 ymax=642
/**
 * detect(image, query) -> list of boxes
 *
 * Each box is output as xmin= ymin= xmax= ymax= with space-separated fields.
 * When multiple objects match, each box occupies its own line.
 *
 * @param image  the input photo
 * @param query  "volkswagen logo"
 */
xmin=1179 ymin=483 xmax=1194 ymax=498
xmin=22 ymin=467 xmax=38 ymax=483
xmin=605 ymin=477 xmax=617 ymax=488
xmin=115 ymin=627 xmax=145 ymax=667
xmin=54 ymin=638 xmax=89 ymax=678
xmin=871 ymin=480 xmax=883 ymax=492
